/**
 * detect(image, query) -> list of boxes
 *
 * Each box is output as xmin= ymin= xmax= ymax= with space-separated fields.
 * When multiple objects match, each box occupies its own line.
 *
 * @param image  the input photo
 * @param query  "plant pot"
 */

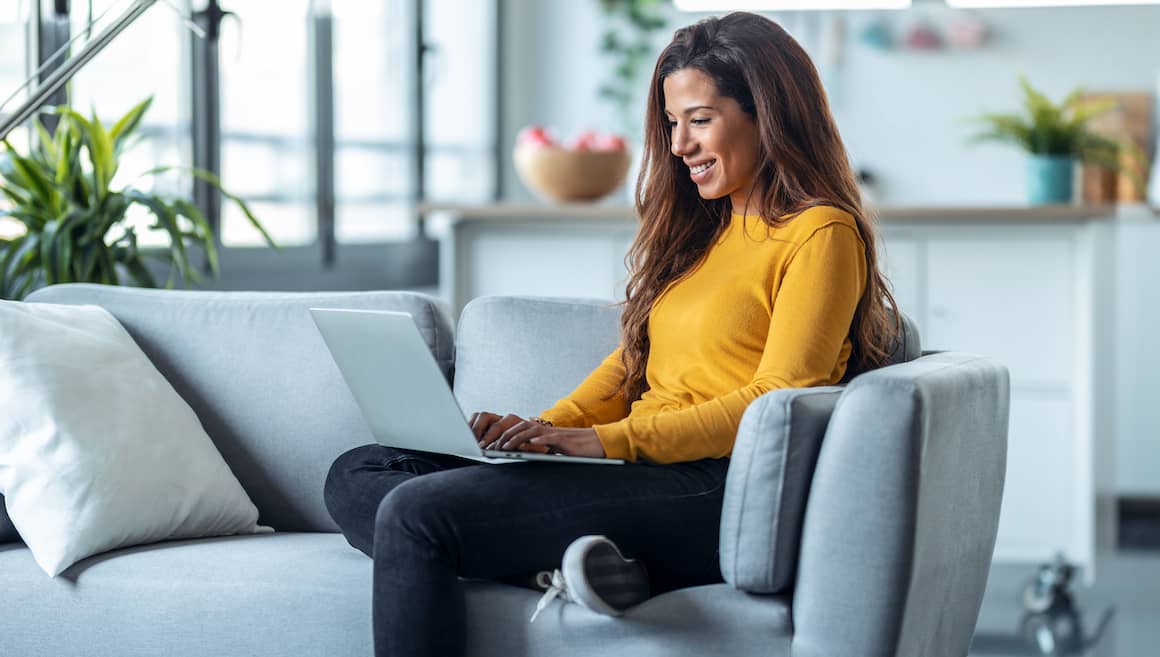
xmin=1027 ymin=155 xmax=1075 ymax=205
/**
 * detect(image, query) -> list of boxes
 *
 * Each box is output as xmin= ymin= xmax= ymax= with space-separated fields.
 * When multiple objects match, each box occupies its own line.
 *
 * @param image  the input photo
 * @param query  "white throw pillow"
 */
xmin=0 ymin=300 xmax=269 ymax=576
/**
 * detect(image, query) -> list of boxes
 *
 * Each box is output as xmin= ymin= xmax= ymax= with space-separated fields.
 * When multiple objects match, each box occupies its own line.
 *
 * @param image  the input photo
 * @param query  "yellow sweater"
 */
xmin=537 ymin=205 xmax=868 ymax=464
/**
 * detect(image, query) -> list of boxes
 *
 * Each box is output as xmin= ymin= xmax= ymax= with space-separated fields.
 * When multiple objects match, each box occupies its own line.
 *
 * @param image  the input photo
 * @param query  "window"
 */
xmin=331 ymin=0 xmax=418 ymax=244
xmin=422 ymin=0 xmax=497 ymax=204
xmin=68 ymin=0 xmax=193 ymax=248
xmin=217 ymin=0 xmax=316 ymax=247
xmin=0 ymin=0 xmax=33 ymax=240
xmin=2 ymin=0 xmax=498 ymax=289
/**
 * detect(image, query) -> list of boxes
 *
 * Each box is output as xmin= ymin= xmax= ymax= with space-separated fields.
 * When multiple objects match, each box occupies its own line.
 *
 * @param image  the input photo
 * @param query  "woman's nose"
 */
xmin=670 ymin=126 xmax=695 ymax=157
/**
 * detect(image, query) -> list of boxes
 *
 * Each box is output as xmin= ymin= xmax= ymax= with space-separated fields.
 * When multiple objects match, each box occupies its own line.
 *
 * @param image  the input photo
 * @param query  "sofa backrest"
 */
xmin=21 ymin=284 xmax=455 ymax=533
xmin=453 ymin=295 xmax=621 ymax=418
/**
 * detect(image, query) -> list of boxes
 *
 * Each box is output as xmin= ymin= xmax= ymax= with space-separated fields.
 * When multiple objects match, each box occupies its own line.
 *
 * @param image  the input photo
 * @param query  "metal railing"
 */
xmin=0 ymin=0 xmax=203 ymax=142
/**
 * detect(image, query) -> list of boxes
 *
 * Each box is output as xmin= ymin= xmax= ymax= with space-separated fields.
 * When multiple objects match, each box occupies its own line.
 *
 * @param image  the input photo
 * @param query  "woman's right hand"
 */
xmin=469 ymin=412 xmax=550 ymax=453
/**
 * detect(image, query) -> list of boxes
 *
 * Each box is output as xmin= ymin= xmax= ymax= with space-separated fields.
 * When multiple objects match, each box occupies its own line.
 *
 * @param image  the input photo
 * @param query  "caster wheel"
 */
xmin=1020 ymin=607 xmax=1082 ymax=655
xmin=1023 ymin=580 xmax=1056 ymax=614
xmin=1022 ymin=554 xmax=1076 ymax=615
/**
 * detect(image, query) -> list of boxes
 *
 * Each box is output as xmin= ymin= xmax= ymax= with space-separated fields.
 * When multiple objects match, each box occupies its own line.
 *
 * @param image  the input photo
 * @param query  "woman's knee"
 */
xmin=374 ymin=478 xmax=461 ymax=561
xmin=324 ymin=445 xmax=387 ymax=511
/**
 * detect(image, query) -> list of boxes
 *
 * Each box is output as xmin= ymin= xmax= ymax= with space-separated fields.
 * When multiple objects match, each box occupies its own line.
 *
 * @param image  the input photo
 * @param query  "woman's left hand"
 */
xmin=487 ymin=422 xmax=606 ymax=459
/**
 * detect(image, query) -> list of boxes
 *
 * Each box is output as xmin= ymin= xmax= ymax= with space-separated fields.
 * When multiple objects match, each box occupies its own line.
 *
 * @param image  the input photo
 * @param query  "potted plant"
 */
xmin=595 ymin=0 xmax=668 ymax=202
xmin=0 ymin=97 xmax=274 ymax=300
xmin=597 ymin=0 xmax=668 ymax=135
xmin=967 ymin=76 xmax=1133 ymax=205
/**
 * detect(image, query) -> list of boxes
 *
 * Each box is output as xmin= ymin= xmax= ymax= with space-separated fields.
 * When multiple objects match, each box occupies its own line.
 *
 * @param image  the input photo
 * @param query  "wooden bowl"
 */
xmin=513 ymin=144 xmax=631 ymax=203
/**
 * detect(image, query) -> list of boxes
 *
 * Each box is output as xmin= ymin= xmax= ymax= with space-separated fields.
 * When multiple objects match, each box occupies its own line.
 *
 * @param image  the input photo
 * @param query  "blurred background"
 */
xmin=2 ymin=1 xmax=1159 ymax=654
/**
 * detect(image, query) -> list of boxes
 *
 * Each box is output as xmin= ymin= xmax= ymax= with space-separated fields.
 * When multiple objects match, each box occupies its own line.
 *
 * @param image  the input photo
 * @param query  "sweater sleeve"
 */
xmin=593 ymin=224 xmax=867 ymax=463
xmin=535 ymin=347 xmax=631 ymax=428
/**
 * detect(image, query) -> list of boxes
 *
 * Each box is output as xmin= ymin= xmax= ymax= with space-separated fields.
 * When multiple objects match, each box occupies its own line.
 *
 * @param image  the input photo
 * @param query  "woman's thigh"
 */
xmin=325 ymin=444 xmax=480 ymax=555
xmin=375 ymin=457 xmax=730 ymax=593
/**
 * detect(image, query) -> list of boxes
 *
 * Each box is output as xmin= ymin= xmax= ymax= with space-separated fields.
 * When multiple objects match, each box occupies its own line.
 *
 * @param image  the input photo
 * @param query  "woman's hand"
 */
xmin=469 ymin=412 xmax=606 ymax=458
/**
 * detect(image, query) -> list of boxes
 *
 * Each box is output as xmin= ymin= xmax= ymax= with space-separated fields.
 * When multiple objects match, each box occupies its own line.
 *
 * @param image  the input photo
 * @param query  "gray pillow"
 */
xmin=0 ymin=495 xmax=18 ymax=543
xmin=719 ymin=386 xmax=843 ymax=593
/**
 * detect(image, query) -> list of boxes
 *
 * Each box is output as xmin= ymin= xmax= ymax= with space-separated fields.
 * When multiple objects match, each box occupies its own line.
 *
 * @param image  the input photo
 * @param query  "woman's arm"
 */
xmin=535 ymin=347 xmax=631 ymax=428
xmin=594 ymin=224 xmax=868 ymax=464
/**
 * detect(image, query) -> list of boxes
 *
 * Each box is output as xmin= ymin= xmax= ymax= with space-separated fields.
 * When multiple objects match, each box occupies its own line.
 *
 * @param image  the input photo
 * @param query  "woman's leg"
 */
xmin=323 ymin=444 xmax=477 ymax=556
xmin=371 ymin=457 xmax=730 ymax=657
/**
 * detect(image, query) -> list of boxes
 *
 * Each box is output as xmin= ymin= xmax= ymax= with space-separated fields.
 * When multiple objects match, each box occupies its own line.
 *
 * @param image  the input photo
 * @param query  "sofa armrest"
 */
xmin=719 ymin=386 xmax=842 ymax=594
xmin=791 ymin=352 xmax=1009 ymax=657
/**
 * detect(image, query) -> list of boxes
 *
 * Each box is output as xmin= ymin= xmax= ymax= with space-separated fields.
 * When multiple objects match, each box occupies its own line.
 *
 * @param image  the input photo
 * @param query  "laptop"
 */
xmin=309 ymin=308 xmax=624 ymax=465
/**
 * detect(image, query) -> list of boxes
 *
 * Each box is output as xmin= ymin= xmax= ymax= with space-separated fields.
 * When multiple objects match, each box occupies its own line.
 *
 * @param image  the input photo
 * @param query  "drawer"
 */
xmin=924 ymin=235 xmax=1074 ymax=384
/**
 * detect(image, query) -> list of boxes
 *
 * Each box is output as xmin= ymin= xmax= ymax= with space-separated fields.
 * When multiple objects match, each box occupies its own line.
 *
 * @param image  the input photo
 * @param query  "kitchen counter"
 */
xmin=419 ymin=202 xmax=1127 ymax=225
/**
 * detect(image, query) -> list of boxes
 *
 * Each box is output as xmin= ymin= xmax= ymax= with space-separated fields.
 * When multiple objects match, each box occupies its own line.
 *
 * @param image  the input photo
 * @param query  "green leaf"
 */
xmin=115 ymin=229 xmax=159 ymax=288
xmin=39 ymin=219 xmax=62 ymax=285
xmin=77 ymin=243 xmax=100 ymax=281
xmin=34 ymin=119 xmax=59 ymax=163
xmin=124 ymin=189 xmax=188 ymax=282
xmin=53 ymin=125 xmax=74 ymax=186
xmin=110 ymin=96 xmax=153 ymax=153
xmin=0 ymin=182 xmax=33 ymax=208
xmin=51 ymin=211 xmax=83 ymax=284
xmin=173 ymin=198 xmax=219 ymax=275
xmin=143 ymin=165 xmax=278 ymax=250
xmin=89 ymin=108 xmax=117 ymax=194
xmin=6 ymin=150 xmax=57 ymax=212
xmin=1 ymin=233 xmax=41 ymax=299
xmin=95 ymin=242 xmax=119 ymax=286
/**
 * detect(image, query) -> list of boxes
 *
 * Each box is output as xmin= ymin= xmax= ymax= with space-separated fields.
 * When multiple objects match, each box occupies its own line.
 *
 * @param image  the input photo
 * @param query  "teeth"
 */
xmin=691 ymin=160 xmax=716 ymax=174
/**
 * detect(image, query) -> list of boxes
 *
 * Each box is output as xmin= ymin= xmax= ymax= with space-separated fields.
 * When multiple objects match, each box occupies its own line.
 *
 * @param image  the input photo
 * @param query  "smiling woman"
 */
xmin=321 ymin=12 xmax=902 ymax=657
xmin=663 ymin=70 xmax=761 ymax=212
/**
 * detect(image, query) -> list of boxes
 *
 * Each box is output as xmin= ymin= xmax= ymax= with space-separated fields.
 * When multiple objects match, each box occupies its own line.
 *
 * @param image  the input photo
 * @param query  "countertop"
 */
xmin=418 ymin=202 xmax=1130 ymax=224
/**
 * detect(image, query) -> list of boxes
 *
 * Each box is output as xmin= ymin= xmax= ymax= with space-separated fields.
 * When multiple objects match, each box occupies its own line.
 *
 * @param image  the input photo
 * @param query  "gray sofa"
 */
xmin=0 ymin=284 xmax=1009 ymax=657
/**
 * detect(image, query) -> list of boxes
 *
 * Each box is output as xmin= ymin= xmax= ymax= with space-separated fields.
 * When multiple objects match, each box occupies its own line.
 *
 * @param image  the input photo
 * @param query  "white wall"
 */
xmin=500 ymin=0 xmax=1160 ymax=206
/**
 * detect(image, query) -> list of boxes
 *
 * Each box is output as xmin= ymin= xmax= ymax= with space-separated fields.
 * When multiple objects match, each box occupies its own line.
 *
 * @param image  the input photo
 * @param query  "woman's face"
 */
xmin=663 ymin=68 xmax=762 ymax=214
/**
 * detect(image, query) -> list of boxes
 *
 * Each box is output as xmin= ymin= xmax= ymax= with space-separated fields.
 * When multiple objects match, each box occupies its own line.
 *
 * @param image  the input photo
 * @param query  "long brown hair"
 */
xmin=614 ymin=11 xmax=900 ymax=404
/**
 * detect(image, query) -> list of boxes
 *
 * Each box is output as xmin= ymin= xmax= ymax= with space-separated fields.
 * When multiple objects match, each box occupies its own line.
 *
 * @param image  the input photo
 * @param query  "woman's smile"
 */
xmin=689 ymin=159 xmax=717 ymax=183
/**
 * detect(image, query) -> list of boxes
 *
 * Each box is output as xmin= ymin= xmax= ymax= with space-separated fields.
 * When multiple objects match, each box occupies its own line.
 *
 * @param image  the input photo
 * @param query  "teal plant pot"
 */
xmin=1027 ymin=155 xmax=1075 ymax=205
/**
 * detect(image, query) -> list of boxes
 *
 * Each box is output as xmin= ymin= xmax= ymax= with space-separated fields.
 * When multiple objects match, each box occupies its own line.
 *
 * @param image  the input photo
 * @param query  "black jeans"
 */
xmin=323 ymin=444 xmax=730 ymax=657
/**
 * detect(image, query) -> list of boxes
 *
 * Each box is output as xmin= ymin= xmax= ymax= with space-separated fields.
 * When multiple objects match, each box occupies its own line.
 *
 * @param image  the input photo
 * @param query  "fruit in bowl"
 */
xmin=513 ymin=126 xmax=631 ymax=203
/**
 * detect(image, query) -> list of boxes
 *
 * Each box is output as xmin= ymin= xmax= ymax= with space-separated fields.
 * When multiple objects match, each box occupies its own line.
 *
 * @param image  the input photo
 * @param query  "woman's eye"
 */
xmin=667 ymin=118 xmax=709 ymax=127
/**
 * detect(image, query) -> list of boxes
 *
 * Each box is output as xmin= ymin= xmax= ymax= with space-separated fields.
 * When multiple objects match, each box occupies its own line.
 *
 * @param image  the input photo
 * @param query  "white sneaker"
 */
xmin=529 ymin=535 xmax=650 ymax=623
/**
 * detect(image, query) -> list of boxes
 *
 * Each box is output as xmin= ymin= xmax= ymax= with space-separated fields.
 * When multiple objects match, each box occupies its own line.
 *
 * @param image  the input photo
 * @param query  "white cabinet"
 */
xmin=429 ymin=205 xmax=1118 ymax=579
xmin=882 ymin=221 xmax=1115 ymax=578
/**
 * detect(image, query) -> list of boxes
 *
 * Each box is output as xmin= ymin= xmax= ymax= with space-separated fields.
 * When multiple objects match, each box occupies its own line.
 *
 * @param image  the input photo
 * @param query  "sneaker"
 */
xmin=528 ymin=535 xmax=650 ymax=623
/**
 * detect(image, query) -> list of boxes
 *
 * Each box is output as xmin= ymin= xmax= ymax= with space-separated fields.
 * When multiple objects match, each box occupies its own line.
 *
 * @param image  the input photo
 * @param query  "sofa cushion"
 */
xmin=719 ymin=386 xmax=843 ymax=593
xmin=0 ymin=534 xmax=373 ymax=657
xmin=453 ymin=296 xmax=621 ymax=418
xmin=24 ymin=284 xmax=455 ymax=532
xmin=463 ymin=581 xmax=792 ymax=657
xmin=0 ymin=300 xmax=265 ymax=576
xmin=0 ymin=533 xmax=792 ymax=657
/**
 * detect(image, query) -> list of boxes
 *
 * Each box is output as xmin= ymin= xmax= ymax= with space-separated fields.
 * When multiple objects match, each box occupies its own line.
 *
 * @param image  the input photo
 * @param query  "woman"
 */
xmin=323 ymin=11 xmax=900 ymax=657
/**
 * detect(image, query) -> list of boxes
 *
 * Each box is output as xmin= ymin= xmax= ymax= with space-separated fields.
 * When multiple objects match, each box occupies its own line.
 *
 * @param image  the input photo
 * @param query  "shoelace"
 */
xmin=529 ymin=569 xmax=570 ymax=623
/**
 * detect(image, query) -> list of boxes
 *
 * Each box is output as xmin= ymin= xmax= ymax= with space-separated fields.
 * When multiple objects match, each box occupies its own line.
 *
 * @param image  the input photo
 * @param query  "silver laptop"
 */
xmin=309 ymin=308 xmax=624 ymax=465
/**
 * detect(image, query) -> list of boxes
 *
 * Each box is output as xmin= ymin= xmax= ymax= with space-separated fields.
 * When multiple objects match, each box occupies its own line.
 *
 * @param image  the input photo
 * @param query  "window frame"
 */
xmin=19 ymin=0 xmax=501 ymax=291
